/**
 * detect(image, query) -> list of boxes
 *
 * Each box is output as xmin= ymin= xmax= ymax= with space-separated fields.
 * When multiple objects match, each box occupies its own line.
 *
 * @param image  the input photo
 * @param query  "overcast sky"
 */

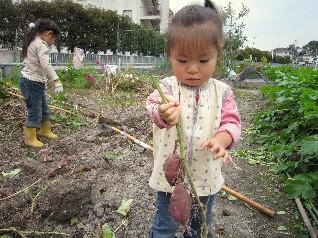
xmin=169 ymin=0 xmax=318 ymax=51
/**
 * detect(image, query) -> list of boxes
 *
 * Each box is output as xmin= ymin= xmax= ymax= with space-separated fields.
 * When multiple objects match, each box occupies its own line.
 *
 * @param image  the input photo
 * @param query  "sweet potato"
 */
xmin=163 ymin=153 xmax=184 ymax=186
xmin=170 ymin=183 xmax=192 ymax=227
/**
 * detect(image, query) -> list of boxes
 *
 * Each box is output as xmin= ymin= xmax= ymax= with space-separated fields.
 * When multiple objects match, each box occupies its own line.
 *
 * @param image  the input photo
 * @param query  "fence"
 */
xmin=0 ymin=51 xmax=170 ymax=78
xmin=50 ymin=52 xmax=167 ymax=67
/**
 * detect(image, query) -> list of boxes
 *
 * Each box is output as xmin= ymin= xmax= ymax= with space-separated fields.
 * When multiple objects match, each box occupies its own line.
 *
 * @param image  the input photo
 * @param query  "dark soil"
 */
xmin=0 ymin=85 xmax=309 ymax=238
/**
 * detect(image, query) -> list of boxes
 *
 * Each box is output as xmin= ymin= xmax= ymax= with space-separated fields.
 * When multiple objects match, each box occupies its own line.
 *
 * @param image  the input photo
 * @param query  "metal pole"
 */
xmin=15 ymin=29 xmax=18 ymax=62
xmin=116 ymin=22 xmax=120 ymax=54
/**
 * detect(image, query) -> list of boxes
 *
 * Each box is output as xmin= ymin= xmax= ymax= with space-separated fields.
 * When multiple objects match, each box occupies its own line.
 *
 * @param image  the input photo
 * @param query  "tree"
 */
xmin=236 ymin=47 xmax=271 ymax=62
xmin=220 ymin=2 xmax=249 ymax=76
xmin=303 ymin=41 xmax=318 ymax=55
xmin=1 ymin=0 xmax=166 ymax=55
xmin=272 ymin=55 xmax=291 ymax=64
xmin=0 ymin=0 xmax=22 ymax=49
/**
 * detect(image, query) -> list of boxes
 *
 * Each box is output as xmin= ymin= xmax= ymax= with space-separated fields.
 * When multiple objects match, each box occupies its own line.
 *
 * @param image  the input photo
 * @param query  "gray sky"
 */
xmin=169 ymin=0 xmax=318 ymax=51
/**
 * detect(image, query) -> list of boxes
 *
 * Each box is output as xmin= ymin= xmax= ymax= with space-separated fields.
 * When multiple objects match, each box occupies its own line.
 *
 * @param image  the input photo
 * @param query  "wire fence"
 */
xmin=0 ymin=51 xmax=171 ymax=79
xmin=50 ymin=52 xmax=167 ymax=66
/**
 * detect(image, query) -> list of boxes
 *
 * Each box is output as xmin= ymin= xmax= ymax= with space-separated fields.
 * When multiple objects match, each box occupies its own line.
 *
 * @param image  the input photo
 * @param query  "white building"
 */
xmin=13 ymin=0 xmax=171 ymax=33
xmin=273 ymin=48 xmax=291 ymax=57
xmin=301 ymin=55 xmax=316 ymax=64
xmin=77 ymin=0 xmax=171 ymax=33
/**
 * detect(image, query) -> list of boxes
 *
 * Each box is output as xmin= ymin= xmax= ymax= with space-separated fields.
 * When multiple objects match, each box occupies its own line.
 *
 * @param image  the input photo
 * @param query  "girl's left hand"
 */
xmin=54 ymin=80 xmax=64 ymax=93
xmin=200 ymin=138 xmax=231 ymax=163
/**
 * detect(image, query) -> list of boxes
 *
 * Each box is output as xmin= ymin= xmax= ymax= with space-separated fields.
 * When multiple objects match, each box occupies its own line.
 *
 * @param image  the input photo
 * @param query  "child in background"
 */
xmin=146 ymin=1 xmax=241 ymax=237
xmin=20 ymin=19 xmax=63 ymax=149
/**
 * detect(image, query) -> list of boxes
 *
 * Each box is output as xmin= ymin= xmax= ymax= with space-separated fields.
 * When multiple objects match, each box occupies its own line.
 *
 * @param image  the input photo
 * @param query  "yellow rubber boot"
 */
xmin=39 ymin=121 xmax=59 ymax=140
xmin=23 ymin=127 xmax=44 ymax=149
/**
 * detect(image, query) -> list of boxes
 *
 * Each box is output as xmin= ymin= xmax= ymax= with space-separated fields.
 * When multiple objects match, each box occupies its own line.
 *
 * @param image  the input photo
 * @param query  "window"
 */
xmin=123 ymin=10 xmax=132 ymax=19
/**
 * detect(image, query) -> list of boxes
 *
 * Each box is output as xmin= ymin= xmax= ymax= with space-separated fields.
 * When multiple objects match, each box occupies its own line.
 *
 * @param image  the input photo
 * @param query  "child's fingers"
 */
xmin=159 ymin=102 xmax=177 ymax=113
xmin=200 ymin=140 xmax=213 ymax=150
xmin=169 ymin=117 xmax=179 ymax=126
xmin=164 ymin=106 xmax=179 ymax=119
xmin=223 ymin=153 xmax=231 ymax=163
xmin=166 ymin=95 xmax=179 ymax=104
xmin=166 ymin=109 xmax=179 ymax=122
xmin=214 ymin=147 xmax=225 ymax=159
xmin=209 ymin=144 xmax=219 ymax=154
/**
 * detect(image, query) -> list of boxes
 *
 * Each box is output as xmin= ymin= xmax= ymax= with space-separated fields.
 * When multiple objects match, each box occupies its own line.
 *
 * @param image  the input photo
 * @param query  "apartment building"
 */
xmin=13 ymin=0 xmax=172 ymax=33
xmin=79 ymin=0 xmax=171 ymax=32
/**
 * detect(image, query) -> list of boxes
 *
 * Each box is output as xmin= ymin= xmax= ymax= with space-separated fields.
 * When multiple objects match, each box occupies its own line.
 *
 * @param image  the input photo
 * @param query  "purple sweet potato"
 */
xmin=163 ymin=153 xmax=184 ymax=186
xmin=170 ymin=183 xmax=192 ymax=227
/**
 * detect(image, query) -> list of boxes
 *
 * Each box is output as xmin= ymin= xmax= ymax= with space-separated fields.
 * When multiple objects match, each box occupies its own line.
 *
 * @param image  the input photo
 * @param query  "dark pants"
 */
xmin=150 ymin=192 xmax=214 ymax=238
xmin=19 ymin=77 xmax=50 ymax=128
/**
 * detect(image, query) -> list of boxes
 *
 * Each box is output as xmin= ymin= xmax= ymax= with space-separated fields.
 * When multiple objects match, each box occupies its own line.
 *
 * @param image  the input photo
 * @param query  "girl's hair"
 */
xmin=167 ymin=0 xmax=223 ymax=56
xmin=22 ymin=19 xmax=60 ymax=59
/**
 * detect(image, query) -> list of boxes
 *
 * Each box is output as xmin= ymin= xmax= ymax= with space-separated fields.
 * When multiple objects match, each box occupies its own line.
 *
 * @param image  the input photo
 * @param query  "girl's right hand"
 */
xmin=158 ymin=95 xmax=180 ymax=126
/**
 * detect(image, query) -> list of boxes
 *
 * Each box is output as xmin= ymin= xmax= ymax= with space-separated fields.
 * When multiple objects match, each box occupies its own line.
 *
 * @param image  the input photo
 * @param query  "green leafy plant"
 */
xmin=230 ymin=148 xmax=274 ymax=166
xmin=284 ymin=172 xmax=318 ymax=200
xmin=70 ymin=217 xmax=79 ymax=226
xmin=102 ymin=223 xmax=116 ymax=238
xmin=112 ymin=68 xmax=151 ymax=93
xmin=254 ymin=65 xmax=318 ymax=205
xmin=0 ymin=81 xmax=9 ymax=99
xmin=116 ymin=199 xmax=133 ymax=216
xmin=104 ymin=151 xmax=121 ymax=160
xmin=2 ymin=66 xmax=22 ymax=88
xmin=57 ymin=62 xmax=102 ymax=90
xmin=51 ymin=113 xmax=83 ymax=129
xmin=1 ymin=168 xmax=21 ymax=178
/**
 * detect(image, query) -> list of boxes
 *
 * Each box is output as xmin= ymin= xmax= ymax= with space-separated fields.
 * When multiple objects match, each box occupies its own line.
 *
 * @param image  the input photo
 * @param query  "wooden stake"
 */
xmin=295 ymin=197 xmax=318 ymax=238
xmin=7 ymin=91 xmax=72 ymax=114
xmin=221 ymin=185 xmax=276 ymax=217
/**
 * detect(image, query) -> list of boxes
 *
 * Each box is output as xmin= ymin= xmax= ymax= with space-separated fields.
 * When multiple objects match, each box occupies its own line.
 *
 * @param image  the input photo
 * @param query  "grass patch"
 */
xmin=235 ymin=90 xmax=255 ymax=98
xmin=104 ymin=151 xmax=121 ymax=160
xmin=284 ymin=217 xmax=308 ymax=237
xmin=100 ymin=90 xmax=140 ymax=108
xmin=2 ymin=66 xmax=22 ymax=88
xmin=230 ymin=147 xmax=274 ymax=166
xmin=51 ymin=112 xmax=83 ymax=129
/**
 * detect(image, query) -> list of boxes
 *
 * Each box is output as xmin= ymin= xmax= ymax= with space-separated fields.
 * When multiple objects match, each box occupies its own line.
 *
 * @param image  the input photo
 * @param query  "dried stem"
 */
xmin=31 ymin=179 xmax=59 ymax=213
xmin=0 ymin=228 xmax=70 ymax=237
xmin=0 ymin=179 xmax=41 ymax=201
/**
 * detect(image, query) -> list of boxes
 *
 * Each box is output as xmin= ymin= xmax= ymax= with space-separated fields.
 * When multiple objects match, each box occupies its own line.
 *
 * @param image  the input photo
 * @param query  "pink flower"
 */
xmin=84 ymin=74 xmax=96 ymax=83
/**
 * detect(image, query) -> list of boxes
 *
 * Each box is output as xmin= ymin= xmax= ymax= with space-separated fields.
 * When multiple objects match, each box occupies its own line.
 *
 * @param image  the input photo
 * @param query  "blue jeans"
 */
xmin=19 ymin=77 xmax=50 ymax=128
xmin=150 ymin=192 xmax=214 ymax=238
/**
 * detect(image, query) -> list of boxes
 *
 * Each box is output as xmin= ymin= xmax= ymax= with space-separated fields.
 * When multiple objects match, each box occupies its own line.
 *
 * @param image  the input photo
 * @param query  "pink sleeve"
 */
xmin=146 ymin=84 xmax=173 ymax=129
xmin=217 ymin=90 xmax=241 ymax=149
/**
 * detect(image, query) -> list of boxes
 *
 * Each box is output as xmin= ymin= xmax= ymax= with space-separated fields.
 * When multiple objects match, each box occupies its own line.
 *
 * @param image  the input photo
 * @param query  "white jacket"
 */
xmin=21 ymin=37 xmax=58 ymax=83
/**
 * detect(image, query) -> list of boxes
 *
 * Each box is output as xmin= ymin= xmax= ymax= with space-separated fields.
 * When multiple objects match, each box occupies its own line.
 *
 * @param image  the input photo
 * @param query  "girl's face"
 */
xmin=40 ymin=31 xmax=57 ymax=46
xmin=169 ymin=45 xmax=218 ymax=87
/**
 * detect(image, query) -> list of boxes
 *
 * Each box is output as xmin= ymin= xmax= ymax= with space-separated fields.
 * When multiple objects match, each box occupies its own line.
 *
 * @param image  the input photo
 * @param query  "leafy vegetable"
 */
xmin=1 ymin=168 xmax=21 ymax=177
xmin=116 ymin=199 xmax=133 ymax=217
xmin=102 ymin=223 xmax=116 ymax=238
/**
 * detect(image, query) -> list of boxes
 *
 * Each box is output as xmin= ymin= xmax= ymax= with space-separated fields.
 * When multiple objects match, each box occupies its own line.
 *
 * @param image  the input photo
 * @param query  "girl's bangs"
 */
xmin=168 ymin=24 xmax=218 ymax=56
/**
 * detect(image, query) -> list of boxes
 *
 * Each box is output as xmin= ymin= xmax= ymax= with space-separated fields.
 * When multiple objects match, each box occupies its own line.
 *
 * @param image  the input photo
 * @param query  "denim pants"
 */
xmin=150 ymin=191 xmax=215 ymax=238
xmin=19 ymin=77 xmax=50 ymax=128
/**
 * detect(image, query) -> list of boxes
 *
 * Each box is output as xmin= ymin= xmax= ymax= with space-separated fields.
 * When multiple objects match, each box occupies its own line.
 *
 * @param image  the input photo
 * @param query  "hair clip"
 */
xmin=29 ymin=23 xmax=35 ymax=28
